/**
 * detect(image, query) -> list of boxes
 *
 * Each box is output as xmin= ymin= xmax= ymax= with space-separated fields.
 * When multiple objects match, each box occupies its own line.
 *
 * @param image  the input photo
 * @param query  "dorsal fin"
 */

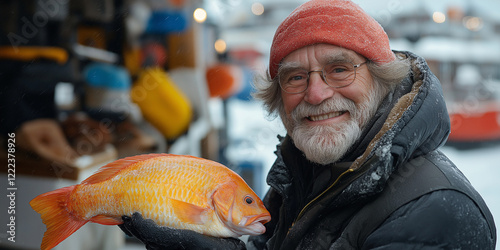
xmin=81 ymin=153 xmax=169 ymax=184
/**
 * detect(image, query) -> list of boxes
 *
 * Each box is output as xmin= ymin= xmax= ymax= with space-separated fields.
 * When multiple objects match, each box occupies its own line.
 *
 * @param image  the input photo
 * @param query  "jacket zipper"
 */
xmin=293 ymin=168 xmax=355 ymax=225
xmin=289 ymin=155 xmax=380 ymax=232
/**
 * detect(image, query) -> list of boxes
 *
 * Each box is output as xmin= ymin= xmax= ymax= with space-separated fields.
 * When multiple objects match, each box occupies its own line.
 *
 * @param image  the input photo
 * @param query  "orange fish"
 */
xmin=30 ymin=154 xmax=271 ymax=250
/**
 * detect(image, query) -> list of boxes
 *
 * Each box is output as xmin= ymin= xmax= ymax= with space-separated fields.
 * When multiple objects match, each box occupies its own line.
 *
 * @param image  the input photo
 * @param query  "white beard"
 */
xmin=281 ymin=89 xmax=383 ymax=165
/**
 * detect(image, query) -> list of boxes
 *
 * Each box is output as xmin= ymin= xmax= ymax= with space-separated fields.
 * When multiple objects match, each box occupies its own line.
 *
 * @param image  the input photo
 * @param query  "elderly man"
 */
xmin=120 ymin=0 xmax=496 ymax=249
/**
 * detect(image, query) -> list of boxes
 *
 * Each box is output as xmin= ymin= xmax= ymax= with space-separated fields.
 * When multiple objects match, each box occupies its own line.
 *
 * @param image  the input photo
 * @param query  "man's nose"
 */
xmin=303 ymin=71 xmax=335 ymax=105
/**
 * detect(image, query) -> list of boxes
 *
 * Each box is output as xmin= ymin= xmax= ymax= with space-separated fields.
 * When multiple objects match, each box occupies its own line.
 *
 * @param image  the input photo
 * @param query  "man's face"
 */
xmin=278 ymin=44 xmax=382 ymax=165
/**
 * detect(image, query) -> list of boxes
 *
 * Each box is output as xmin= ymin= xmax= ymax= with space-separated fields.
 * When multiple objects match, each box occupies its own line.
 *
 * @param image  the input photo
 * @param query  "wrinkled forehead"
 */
xmin=279 ymin=45 xmax=363 ymax=71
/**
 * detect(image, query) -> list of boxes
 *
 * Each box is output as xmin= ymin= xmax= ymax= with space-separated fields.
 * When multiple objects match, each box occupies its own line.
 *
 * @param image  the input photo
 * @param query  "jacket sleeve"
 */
xmin=362 ymin=190 xmax=495 ymax=250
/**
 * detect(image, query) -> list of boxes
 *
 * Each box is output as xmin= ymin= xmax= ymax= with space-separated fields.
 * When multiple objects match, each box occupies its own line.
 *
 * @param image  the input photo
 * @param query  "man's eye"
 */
xmin=326 ymin=63 xmax=351 ymax=75
xmin=332 ymin=67 xmax=347 ymax=73
xmin=290 ymin=75 xmax=305 ymax=81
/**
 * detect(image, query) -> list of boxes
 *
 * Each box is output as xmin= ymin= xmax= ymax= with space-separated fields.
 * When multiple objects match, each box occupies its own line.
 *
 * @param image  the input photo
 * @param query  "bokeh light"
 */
xmin=433 ymin=12 xmax=446 ymax=23
xmin=215 ymin=39 xmax=227 ymax=54
xmin=251 ymin=2 xmax=265 ymax=16
xmin=193 ymin=8 xmax=207 ymax=23
xmin=463 ymin=16 xmax=483 ymax=31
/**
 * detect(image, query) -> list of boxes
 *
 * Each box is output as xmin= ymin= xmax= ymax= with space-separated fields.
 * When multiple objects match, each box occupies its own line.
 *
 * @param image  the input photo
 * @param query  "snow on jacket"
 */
xmin=247 ymin=51 xmax=497 ymax=249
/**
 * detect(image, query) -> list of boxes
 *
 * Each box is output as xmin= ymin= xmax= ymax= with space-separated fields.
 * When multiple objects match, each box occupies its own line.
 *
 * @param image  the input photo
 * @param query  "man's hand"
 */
xmin=119 ymin=212 xmax=246 ymax=250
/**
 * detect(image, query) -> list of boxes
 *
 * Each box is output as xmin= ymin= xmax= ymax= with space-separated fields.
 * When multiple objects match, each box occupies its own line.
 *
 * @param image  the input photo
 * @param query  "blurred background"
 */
xmin=0 ymin=0 xmax=498 ymax=249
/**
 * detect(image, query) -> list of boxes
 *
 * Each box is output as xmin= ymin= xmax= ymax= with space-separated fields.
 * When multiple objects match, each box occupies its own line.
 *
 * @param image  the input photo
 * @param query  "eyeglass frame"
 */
xmin=278 ymin=60 xmax=368 ymax=94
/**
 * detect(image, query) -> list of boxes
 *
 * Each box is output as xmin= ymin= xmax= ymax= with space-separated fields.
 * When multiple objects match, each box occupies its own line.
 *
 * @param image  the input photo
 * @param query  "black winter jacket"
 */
xmin=247 ymin=52 xmax=497 ymax=249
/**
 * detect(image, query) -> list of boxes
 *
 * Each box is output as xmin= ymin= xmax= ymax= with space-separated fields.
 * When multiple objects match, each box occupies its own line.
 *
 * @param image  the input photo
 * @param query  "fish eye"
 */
xmin=244 ymin=195 xmax=254 ymax=205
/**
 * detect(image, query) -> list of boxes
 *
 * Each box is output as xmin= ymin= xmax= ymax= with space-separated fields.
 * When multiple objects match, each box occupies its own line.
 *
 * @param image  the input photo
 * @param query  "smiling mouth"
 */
xmin=307 ymin=111 xmax=346 ymax=121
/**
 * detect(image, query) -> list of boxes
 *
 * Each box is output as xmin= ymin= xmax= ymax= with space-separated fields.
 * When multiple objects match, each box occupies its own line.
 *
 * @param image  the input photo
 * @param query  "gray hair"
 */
xmin=251 ymin=54 xmax=411 ymax=118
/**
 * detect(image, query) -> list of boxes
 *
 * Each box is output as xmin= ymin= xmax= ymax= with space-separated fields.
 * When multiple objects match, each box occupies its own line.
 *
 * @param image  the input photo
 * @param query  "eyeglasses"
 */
xmin=278 ymin=61 xmax=367 ymax=94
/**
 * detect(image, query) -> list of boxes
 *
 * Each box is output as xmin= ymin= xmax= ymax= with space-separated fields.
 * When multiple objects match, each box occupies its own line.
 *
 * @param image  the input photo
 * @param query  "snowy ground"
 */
xmin=226 ymin=98 xmax=500 ymax=248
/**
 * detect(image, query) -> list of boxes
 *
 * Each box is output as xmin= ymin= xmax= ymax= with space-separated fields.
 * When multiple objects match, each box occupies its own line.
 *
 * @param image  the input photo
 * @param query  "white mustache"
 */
xmin=290 ymin=97 xmax=358 ymax=124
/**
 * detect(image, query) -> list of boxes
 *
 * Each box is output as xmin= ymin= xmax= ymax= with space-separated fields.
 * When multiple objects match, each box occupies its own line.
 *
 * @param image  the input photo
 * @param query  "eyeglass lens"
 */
xmin=279 ymin=61 xmax=362 ymax=93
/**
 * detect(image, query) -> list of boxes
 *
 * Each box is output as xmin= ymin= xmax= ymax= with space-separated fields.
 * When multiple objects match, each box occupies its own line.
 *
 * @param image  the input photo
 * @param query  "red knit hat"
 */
xmin=269 ymin=0 xmax=395 ymax=79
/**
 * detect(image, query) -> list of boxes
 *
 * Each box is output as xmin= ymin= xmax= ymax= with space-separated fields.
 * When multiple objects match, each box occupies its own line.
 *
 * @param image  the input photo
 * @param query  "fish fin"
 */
xmin=170 ymin=199 xmax=209 ymax=225
xmin=90 ymin=215 xmax=123 ymax=225
xmin=30 ymin=186 xmax=88 ymax=250
xmin=82 ymin=154 xmax=168 ymax=184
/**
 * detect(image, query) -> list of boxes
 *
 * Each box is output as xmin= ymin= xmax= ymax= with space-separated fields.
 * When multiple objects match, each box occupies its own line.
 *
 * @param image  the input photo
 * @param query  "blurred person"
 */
xmin=119 ymin=0 xmax=496 ymax=249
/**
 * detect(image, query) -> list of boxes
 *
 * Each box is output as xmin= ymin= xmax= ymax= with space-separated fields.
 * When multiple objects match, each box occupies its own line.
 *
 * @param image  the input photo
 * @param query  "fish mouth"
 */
xmin=241 ymin=213 xmax=271 ymax=227
xmin=236 ymin=213 xmax=271 ymax=236
xmin=307 ymin=111 xmax=347 ymax=122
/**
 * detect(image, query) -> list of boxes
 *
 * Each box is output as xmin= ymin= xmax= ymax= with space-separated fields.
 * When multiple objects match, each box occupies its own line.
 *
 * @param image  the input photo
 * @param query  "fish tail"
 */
xmin=30 ymin=185 xmax=88 ymax=250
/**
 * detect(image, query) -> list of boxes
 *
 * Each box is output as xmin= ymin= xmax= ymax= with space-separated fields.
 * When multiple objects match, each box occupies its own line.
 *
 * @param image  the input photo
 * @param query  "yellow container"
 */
xmin=131 ymin=67 xmax=192 ymax=140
